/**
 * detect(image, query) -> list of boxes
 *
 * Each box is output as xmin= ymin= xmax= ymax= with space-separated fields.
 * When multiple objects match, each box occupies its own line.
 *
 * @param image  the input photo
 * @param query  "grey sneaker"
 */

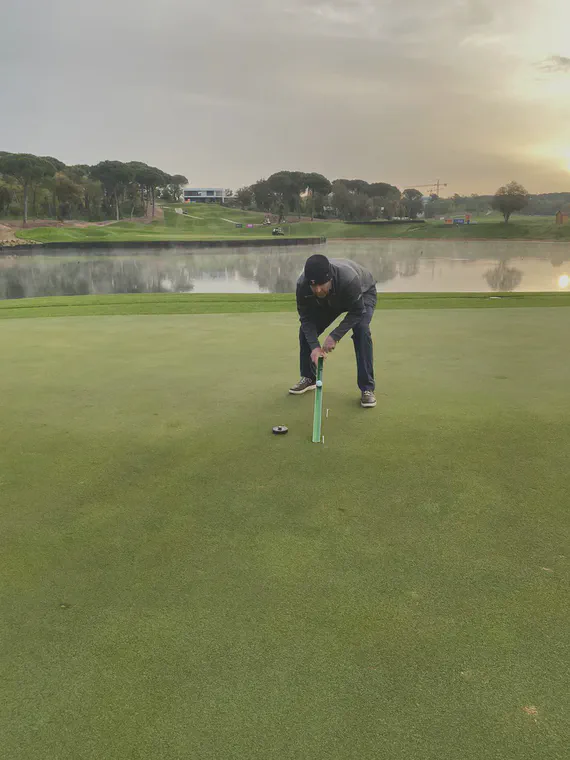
xmin=361 ymin=390 xmax=377 ymax=408
xmin=289 ymin=377 xmax=317 ymax=395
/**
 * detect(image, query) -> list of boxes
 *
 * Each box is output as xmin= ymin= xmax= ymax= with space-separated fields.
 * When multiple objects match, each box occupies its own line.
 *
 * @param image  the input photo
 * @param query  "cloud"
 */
xmin=1 ymin=0 xmax=570 ymax=193
xmin=539 ymin=55 xmax=570 ymax=73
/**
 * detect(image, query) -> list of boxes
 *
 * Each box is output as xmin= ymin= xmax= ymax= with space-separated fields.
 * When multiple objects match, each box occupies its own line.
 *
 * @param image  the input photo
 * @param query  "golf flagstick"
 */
xmin=312 ymin=357 xmax=324 ymax=443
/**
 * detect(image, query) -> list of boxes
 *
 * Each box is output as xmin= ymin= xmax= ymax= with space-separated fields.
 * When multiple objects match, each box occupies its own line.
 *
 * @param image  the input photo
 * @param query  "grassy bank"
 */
xmin=1 ymin=291 xmax=570 ymax=319
xmin=1 ymin=308 xmax=569 ymax=759
xmin=292 ymin=214 xmax=570 ymax=241
xmin=13 ymin=205 xmax=570 ymax=244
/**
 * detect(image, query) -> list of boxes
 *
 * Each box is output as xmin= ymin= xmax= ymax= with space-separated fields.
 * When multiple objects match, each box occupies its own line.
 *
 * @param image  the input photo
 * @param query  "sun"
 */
xmin=559 ymin=274 xmax=569 ymax=289
xmin=528 ymin=143 xmax=570 ymax=174
xmin=558 ymin=148 xmax=570 ymax=173
xmin=556 ymin=148 xmax=570 ymax=173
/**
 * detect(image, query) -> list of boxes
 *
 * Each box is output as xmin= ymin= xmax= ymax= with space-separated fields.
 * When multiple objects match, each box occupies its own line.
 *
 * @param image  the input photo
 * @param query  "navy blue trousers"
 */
xmin=299 ymin=289 xmax=377 ymax=391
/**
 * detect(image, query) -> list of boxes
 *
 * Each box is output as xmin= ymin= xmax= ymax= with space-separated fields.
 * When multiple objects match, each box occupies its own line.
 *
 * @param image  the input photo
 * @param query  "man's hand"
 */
xmin=310 ymin=347 xmax=326 ymax=365
xmin=323 ymin=335 xmax=337 ymax=353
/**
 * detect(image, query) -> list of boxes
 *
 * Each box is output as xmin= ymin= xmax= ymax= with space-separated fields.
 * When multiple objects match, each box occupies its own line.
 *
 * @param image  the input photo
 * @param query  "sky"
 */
xmin=2 ymin=0 xmax=570 ymax=195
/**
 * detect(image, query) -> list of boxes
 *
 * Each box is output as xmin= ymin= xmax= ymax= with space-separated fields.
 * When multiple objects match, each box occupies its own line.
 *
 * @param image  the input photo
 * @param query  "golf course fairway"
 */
xmin=1 ymin=306 xmax=569 ymax=759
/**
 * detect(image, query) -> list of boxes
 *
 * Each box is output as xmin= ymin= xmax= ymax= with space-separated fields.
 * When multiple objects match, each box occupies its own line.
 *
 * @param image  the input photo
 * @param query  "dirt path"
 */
xmin=0 ymin=224 xmax=20 ymax=247
xmin=0 ymin=224 xmax=18 ymax=239
xmin=145 ymin=204 xmax=165 ymax=222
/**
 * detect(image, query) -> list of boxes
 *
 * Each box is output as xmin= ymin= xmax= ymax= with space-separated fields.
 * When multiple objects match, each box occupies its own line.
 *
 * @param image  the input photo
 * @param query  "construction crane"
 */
xmin=406 ymin=180 xmax=448 ymax=196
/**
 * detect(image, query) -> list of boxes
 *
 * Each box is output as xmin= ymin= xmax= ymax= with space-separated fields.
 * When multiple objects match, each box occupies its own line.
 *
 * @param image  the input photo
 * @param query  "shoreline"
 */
xmin=1 ymin=236 xmax=326 ymax=254
xmin=4 ymin=234 xmax=570 ymax=252
xmin=329 ymin=237 xmax=570 ymax=244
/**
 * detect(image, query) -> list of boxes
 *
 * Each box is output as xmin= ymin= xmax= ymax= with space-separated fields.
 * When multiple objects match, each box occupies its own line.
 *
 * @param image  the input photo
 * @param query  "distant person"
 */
xmin=289 ymin=254 xmax=377 ymax=408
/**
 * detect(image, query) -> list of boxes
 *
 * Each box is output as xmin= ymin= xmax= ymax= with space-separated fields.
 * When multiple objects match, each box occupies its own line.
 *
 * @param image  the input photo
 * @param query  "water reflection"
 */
xmin=0 ymin=256 xmax=195 ymax=299
xmin=484 ymin=261 xmax=523 ymax=291
xmin=1 ymin=240 xmax=569 ymax=299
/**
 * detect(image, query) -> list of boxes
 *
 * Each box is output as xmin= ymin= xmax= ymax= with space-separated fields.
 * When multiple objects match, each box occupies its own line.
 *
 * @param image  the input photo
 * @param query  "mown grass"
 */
xmin=288 ymin=214 xmax=570 ymax=240
xmin=1 ymin=307 xmax=569 ymax=759
xmin=13 ymin=206 xmax=570 ymax=244
xmin=1 ymin=291 xmax=569 ymax=320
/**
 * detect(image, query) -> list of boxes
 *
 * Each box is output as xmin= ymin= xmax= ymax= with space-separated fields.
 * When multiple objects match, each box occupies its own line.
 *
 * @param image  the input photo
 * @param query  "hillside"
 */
xmin=12 ymin=205 xmax=570 ymax=244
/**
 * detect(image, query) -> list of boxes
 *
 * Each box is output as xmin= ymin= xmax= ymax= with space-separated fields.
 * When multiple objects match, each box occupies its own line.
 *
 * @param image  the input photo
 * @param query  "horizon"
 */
xmin=3 ymin=152 xmax=570 ymax=198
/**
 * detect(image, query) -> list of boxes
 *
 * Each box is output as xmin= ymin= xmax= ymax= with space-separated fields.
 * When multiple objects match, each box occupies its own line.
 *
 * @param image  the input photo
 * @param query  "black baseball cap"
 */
xmin=304 ymin=254 xmax=331 ymax=285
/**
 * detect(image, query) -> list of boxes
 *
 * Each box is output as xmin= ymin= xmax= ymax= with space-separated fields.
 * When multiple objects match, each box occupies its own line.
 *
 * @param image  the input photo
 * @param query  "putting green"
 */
xmin=1 ymin=309 xmax=569 ymax=759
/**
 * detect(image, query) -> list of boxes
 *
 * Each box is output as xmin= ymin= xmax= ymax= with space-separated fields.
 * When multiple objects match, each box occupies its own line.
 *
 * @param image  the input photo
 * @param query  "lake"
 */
xmin=1 ymin=240 xmax=569 ymax=299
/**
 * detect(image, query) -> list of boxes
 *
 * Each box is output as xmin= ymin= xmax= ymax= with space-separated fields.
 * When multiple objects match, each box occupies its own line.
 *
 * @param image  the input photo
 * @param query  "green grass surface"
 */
xmin=14 ymin=206 xmax=570 ymax=243
xmin=14 ymin=207 xmax=285 ymax=244
xmin=1 ymin=308 xmax=569 ymax=759
xmin=290 ymin=214 xmax=570 ymax=241
xmin=1 ymin=292 xmax=570 ymax=319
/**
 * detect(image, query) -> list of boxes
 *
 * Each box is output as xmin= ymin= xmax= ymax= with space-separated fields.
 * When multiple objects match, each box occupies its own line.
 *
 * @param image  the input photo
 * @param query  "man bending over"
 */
xmin=289 ymin=254 xmax=378 ymax=408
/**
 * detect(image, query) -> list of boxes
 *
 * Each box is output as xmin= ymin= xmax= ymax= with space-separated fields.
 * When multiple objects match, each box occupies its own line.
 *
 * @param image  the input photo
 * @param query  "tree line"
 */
xmin=3 ymin=153 xmax=568 ymax=228
xmin=233 ymin=172 xmax=570 ymax=223
xmin=0 ymin=152 xmax=188 ymax=226
xmin=425 ymin=184 xmax=570 ymax=221
xmin=233 ymin=172 xmax=425 ymax=221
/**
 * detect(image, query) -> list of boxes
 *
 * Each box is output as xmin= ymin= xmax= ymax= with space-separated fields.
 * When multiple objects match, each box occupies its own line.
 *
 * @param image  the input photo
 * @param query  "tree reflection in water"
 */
xmin=0 ymin=243 xmax=546 ymax=299
xmin=0 ymin=256 xmax=195 ymax=299
xmin=483 ymin=260 xmax=523 ymax=291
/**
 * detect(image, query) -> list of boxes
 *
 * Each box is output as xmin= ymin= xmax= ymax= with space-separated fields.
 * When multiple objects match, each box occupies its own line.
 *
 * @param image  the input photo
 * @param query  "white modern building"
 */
xmin=183 ymin=187 xmax=226 ymax=204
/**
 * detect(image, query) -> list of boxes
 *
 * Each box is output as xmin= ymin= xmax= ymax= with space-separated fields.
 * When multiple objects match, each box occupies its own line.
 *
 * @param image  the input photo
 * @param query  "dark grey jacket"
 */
xmin=296 ymin=258 xmax=376 ymax=350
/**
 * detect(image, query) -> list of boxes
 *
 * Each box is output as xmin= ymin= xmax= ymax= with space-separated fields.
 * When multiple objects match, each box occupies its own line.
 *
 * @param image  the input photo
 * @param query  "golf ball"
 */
xmin=316 ymin=380 xmax=323 ymax=387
